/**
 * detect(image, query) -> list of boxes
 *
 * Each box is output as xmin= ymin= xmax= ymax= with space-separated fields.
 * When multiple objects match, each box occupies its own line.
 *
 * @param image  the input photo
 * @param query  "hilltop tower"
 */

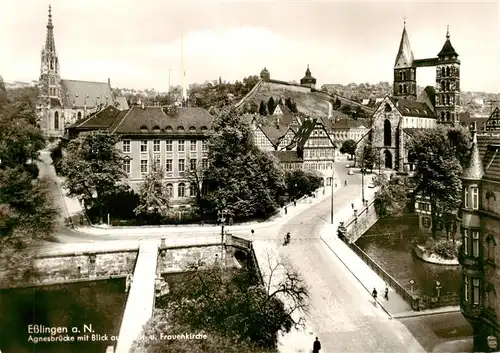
xmin=435 ymin=26 xmax=461 ymax=125
xmin=393 ymin=22 xmax=417 ymax=100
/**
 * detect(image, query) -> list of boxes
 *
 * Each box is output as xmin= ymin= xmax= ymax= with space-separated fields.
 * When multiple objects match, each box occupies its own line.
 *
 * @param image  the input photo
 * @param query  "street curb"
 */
xmin=320 ymin=234 xmax=394 ymax=319
xmin=392 ymin=306 xmax=460 ymax=319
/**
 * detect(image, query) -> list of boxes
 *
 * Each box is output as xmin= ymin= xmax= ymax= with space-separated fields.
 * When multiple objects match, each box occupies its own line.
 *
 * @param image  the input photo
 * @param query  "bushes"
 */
xmin=425 ymin=239 xmax=459 ymax=260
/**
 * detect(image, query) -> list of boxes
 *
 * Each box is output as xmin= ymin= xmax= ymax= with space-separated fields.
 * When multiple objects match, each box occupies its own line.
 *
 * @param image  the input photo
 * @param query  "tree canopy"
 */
xmin=203 ymin=108 xmax=286 ymax=220
xmin=134 ymin=165 xmax=170 ymax=223
xmin=61 ymin=130 xmax=127 ymax=223
xmin=340 ymin=139 xmax=357 ymax=159
xmin=408 ymin=127 xmax=465 ymax=238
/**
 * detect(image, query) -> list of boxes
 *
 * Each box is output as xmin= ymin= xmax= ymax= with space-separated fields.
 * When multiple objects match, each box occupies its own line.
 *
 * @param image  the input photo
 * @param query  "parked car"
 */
xmin=348 ymin=170 xmax=354 ymax=175
xmin=368 ymin=183 xmax=375 ymax=188
xmin=345 ymin=164 xmax=351 ymax=168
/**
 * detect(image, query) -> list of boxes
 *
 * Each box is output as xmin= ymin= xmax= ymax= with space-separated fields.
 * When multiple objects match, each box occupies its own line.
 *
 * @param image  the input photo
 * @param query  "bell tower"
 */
xmin=393 ymin=21 xmax=417 ymax=100
xmin=435 ymin=26 xmax=461 ymax=125
xmin=39 ymin=5 xmax=61 ymax=100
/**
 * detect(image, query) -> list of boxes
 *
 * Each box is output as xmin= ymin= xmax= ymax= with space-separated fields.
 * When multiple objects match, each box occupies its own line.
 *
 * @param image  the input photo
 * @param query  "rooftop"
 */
xmin=389 ymin=97 xmax=436 ymax=118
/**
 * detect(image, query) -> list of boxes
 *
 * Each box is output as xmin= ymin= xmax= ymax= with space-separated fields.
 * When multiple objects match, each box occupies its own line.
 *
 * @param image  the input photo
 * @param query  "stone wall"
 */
xmin=345 ymin=200 xmax=380 ymax=243
xmin=157 ymin=245 xmax=226 ymax=273
xmin=34 ymin=251 xmax=137 ymax=285
xmin=263 ymin=81 xmax=312 ymax=94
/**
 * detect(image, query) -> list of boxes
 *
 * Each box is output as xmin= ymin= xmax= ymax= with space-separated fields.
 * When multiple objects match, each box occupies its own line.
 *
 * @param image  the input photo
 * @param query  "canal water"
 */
xmin=0 ymin=278 xmax=127 ymax=353
xmin=355 ymin=215 xmax=461 ymax=298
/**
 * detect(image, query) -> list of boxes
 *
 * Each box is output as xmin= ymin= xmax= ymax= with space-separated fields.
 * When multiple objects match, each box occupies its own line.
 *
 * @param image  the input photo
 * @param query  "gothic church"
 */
xmin=37 ymin=5 xmax=128 ymax=138
xmin=365 ymin=23 xmax=463 ymax=172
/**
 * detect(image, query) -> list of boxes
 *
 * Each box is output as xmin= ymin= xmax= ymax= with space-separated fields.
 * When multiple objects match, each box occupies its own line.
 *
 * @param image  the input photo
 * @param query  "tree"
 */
xmin=285 ymin=169 xmax=323 ymax=201
xmin=267 ymin=97 xmax=276 ymax=115
xmin=409 ymin=128 xmax=463 ymax=238
xmin=242 ymin=75 xmax=260 ymax=92
xmin=284 ymin=97 xmax=298 ymax=113
xmin=134 ymin=164 xmax=170 ymax=224
xmin=332 ymin=97 xmax=341 ymax=110
xmin=203 ymin=107 xmax=286 ymax=220
xmin=359 ymin=142 xmax=377 ymax=171
xmin=259 ymin=100 xmax=268 ymax=116
xmin=339 ymin=139 xmax=357 ymax=159
xmin=140 ymin=253 xmax=308 ymax=351
xmin=374 ymin=174 xmax=413 ymax=217
xmin=184 ymin=162 xmax=208 ymax=221
xmin=61 ymin=130 xmax=127 ymax=223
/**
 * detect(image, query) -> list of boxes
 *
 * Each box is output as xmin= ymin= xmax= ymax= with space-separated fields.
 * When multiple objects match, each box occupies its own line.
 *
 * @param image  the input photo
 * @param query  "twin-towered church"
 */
xmin=365 ymin=23 xmax=464 ymax=172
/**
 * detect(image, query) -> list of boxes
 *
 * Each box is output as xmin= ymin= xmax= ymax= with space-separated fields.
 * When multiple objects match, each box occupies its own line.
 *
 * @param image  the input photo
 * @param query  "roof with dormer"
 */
xmin=394 ymin=25 xmax=414 ymax=68
xmin=462 ymin=133 xmax=484 ymax=180
xmin=270 ymin=150 xmax=303 ymax=163
xmin=388 ymin=97 xmax=435 ymax=118
xmin=60 ymin=79 xmax=114 ymax=109
xmin=68 ymin=105 xmax=213 ymax=137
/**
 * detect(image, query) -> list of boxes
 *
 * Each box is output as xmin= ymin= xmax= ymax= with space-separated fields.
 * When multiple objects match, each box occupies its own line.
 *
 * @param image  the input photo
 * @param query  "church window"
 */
xmin=464 ymin=186 xmax=469 ymax=208
xmin=402 ymin=72 xmax=406 ymax=81
xmin=440 ymin=80 xmax=445 ymax=91
xmin=446 ymin=66 xmax=450 ymax=77
xmin=77 ymin=111 xmax=82 ymax=119
xmin=384 ymin=103 xmax=392 ymax=112
xmin=446 ymin=112 xmax=450 ymax=121
xmin=472 ymin=230 xmax=480 ymax=257
xmin=446 ymin=95 xmax=450 ymax=105
xmin=50 ymin=59 xmax=54 ymax=70
xmin=403 ymin=85 xmax=408 ymax=93
xmin=54 ymin=111 xmax=59 ymax=130
xmin=446 ymin=81 xmax=450 ymax=91
xmin=383 ymin=120 xmax=391 ymax=146
xmin=441 ymin=67 xmax=445 ymax=77
xmin=399 ymin=85 xmax=403 ymax=94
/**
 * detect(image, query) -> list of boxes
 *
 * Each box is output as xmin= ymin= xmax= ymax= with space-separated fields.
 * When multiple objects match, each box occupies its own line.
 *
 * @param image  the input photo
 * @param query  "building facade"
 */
xmin=68 ymin=105 xmax=213 ymax=206
xmin=459 ymin=131 xmax=500 ymax=352
xmin=37 ymin=6 xmax=128 ymax=138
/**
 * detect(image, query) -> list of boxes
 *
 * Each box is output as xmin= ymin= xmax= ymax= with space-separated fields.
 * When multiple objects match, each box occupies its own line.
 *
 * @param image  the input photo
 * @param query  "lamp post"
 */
xmin=361 ymin=167 xmax=365 ymax=204
xmin=217 ymin=209 xmax=228 ymax=267
xmin=436 ymin=280 xmax=442 ymax=300
xmin=409 ymin=279 xmax=415 ymax=294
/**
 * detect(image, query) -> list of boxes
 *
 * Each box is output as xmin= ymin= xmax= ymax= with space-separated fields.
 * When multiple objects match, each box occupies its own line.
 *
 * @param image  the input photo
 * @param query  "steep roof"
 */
xmin=60 ymin=79 xmax=114 ymax=108
xmin=69 ymin=105 xmax=124 ymax=130
xmin=477 ymin=134 xmax=500 ymax=158
xmin=417 ymin=86 xmax=436 ymax=112
xmin=485 ymin=107 xmax=500 ymax=131
xmin=394 ymin=25 xmax=414 ymax=68
xmin=462 ymin=133 xmax=484 ymax=180
xmin=483 ymin=144 xmax=500 ymax=182
xmin=438 ymin=30 xmax=459 ymax=57
xmin=389 ymin=97 xmax=435 ymax=118
xmin=300 ymin=65 xmax=317 ymax=84
xmin=110 ymin=106 xmax=213 ymax=135
xmin=259 ymin=123 xmax=291 ymax=146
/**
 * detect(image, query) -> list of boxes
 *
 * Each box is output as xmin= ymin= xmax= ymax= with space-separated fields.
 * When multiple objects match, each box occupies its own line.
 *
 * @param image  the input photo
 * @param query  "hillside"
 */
xmin=235 ymin=79 xmax=374 ymax=118
xmin=321 ymin=82 xmax=500 ymax=117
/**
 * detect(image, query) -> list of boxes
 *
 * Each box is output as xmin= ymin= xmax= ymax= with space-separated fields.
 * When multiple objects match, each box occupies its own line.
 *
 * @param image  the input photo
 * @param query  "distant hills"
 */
xmin=321 ymin=82 xmax=500 ymax=117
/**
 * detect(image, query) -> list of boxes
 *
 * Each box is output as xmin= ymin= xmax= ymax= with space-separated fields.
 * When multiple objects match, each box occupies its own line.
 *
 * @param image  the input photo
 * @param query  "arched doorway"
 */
xmin=384 ymin=150 xmax=393 ymax=169
xmin=384 ymin=120 xmax=392 ymax=146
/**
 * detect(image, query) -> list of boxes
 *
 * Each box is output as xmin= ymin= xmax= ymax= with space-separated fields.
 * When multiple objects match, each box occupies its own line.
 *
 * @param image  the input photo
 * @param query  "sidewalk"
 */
xmin=73 ymin=186 xmax=337 ymax=236
xmin=319 ymin=187 xmax=413 ymax=317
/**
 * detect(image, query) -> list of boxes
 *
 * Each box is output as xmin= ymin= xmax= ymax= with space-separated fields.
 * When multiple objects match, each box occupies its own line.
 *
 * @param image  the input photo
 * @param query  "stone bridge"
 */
xmin=338 ymin=199 xmax=380 ymax=243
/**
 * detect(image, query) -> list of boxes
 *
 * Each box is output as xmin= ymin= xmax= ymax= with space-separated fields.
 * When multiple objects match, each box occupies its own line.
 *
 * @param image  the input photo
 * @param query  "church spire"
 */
xmin=462 ymin=132 xmax=484 ymax=180
xmin=45 ymin=5 xmax=56 ymax=53
xmin=394 ymin=22 xmax=414 ymax=68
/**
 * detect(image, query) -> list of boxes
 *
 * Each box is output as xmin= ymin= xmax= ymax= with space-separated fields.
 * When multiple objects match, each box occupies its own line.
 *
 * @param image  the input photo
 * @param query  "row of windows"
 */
xmin=122 ymin=139 xmax=208 ymax=153
xmin=436 ymin=94 xmax=457 ymax=106
xmin=440 ymin=111 xmax=456 ymax=122
xmin=404 ymin=117 xmax=434 ymax=129
xmin=306 ymin=138 xmax=333 ymax=147
xmin=439 ymin=66 xmax=457 ymax=78
xmin=304 ymin=149 xmax=335 ymax=158
xmin=463 ymin=228 xmax=497 ymax=261
xmin=304 ymin=163 xmax=333 ymax=170
xmin=123 ymin=158 xmax=208 ymax=175
xmin=439 ymin=80 xmax=457 ymax=92
xmin=463 ymin=276 xmax=480 ymax=305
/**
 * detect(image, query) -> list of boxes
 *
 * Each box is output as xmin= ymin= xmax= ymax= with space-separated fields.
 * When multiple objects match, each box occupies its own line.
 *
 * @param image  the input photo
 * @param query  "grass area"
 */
xmin=252 ymin=88 xmax=329 ymax=116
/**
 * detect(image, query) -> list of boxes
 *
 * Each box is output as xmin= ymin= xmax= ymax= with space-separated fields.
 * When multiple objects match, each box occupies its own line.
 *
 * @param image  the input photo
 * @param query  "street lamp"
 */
xmin=217 ymin=209 xmax=229 ymax=267
xmin=409 ymin=279 xmax=415 ymax=294
xmin=361 ymin=167 xmax=365 ymax=204
xmin=330 ymin=164 xmax=335 ymax=224
xmin=435 ymin=280 xmax=442 ymax=299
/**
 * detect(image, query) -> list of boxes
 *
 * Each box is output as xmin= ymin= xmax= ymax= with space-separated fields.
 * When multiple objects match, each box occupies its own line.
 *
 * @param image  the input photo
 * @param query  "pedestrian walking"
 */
xmin=312 ymin=337 xmax=321 ymax=353
xmin=293 ymin=199 xmax=296 ymax=206
xmin=284 ymin=206 xmax=287 ymax=215
xmin=351 ymin=202 xmax=354 ymax=209
xmin=384 ymin=287 xmax=389 ymax=300
xmin=372 ymin=287 xmax=378 ymax=303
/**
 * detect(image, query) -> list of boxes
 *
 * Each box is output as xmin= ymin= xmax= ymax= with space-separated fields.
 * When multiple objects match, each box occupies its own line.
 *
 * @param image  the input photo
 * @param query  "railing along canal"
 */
xmin=339 ymin=230 xmax=460 ymax=311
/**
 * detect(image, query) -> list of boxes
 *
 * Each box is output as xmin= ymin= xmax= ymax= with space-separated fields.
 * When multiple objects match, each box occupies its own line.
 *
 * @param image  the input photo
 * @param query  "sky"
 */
xmin=1 ymin=0 xmax=499 ymax=93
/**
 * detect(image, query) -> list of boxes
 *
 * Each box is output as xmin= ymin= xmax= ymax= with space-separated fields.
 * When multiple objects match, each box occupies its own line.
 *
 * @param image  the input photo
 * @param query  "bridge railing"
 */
xmin=345 ymin=240 xmax=416 ymax=306
xmin=344 ymin=199 xmax=376 ymax=230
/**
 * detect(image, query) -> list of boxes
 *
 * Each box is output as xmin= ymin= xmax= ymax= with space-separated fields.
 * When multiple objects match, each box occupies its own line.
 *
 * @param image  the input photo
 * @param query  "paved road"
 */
xmin=275 ymin=177 xmax=426 ymax=352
